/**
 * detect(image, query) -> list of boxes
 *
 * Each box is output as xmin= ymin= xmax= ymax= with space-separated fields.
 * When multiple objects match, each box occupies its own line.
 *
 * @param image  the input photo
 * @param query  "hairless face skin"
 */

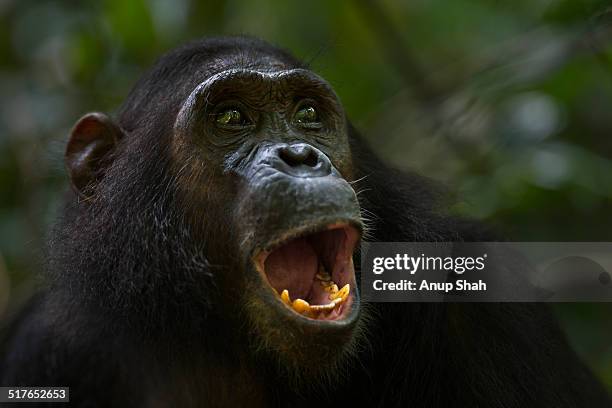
xmin=171 ymin=67 xmax=364 ymax=367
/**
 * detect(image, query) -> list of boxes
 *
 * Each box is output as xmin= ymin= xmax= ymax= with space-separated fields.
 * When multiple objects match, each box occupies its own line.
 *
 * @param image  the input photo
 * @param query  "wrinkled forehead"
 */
xmin=174 ymin=67 xmax=338 ymax=132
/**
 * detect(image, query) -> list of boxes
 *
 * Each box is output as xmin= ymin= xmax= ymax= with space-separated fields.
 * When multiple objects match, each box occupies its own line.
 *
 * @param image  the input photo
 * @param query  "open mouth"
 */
xmin=254 ymin=223 xmax=361 ymax=321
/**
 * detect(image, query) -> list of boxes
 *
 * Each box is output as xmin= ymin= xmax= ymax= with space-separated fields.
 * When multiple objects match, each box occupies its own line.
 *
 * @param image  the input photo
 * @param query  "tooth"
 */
xmin=338 ymin=284 xmax=350 ymax=300
xmin=292 ymin=299 xmax=310 ymax=314
xmin=302 ymin=293 xmax=348 ymax=317
xmin=341 ymin=290 xmax=350 ymax=302
xmin=326 ymin=284 xmax=339 ymax=296
xmin=281 ymin=289 xmax=291 ymax=305
xmin=316 ymin=264 xmax=332 ymax=282
xmin=330 ymin=284 xmax=349 ymax=301
xmin=316 ymin=273 xmax=331 ymax=282
xmin=311 ymin=300 xmax=342 ymax=314
xmin=310 ymin=301 xmax=335 ymax=311
xmin=320 ymin=279 xmax=334 ymax=288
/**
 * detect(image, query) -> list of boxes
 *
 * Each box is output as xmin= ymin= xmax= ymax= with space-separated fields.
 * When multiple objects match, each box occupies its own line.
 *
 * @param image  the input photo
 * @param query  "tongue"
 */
xmin=264 ymin=238 xmax=318 ymax=300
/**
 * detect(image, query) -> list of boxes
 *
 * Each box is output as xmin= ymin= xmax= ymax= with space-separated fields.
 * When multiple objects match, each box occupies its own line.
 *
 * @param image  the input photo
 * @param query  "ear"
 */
xmin=65 ymin=112 xmax=124 ymax=197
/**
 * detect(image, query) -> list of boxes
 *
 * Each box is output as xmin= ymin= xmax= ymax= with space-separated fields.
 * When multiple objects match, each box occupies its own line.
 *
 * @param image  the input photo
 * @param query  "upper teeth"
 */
xmin=316 ymin=272 xmax=331 ymax=282
xmin=277 ymin=263 xmax=350 ymax=318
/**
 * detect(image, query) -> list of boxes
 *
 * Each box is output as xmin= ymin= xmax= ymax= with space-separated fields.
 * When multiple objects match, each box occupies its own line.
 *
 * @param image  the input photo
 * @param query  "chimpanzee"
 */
xmin=1 ymin=36 xmax=610 ymax=407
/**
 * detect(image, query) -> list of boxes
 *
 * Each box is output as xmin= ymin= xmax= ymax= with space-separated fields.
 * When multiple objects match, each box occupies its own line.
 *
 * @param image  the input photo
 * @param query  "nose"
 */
xmin=272 ymin=143 xmax=332 ymax=178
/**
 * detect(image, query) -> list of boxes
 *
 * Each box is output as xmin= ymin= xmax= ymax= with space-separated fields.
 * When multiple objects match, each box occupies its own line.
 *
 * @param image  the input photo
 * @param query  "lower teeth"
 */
xmin=276 ymin=264 xmax=350 ymax=317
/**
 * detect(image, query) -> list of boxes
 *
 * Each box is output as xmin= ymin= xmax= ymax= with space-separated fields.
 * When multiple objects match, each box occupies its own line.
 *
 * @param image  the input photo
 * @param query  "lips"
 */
xmin=254 ymin=224 xmax=360 ymax=321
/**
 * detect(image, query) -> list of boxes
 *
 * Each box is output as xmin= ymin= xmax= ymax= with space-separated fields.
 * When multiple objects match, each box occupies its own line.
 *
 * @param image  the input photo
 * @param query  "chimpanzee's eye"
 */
xmin=294 ymin=105 xmax=319 ymax=124
xmin=216 ymin=108 xmax=246 ymax=126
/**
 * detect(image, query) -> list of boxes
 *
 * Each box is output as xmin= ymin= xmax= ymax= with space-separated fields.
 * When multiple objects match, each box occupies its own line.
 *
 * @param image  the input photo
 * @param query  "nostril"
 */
xmin=279 ymin=145 xmax=320 ymax=168
xmin=302 ymin=151 xmax=319 ymax=168
xmin=272 ymin=143 xmax=331 ymax=178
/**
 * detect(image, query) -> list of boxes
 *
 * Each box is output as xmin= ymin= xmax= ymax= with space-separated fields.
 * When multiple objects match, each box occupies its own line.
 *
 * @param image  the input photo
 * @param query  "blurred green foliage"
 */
xmin=0 ymin=0 xmax=611 ymax=389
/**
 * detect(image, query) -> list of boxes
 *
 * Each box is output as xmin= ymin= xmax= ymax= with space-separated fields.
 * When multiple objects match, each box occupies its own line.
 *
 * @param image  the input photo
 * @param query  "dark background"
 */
xmin=0 ymin=0 xmax=610 ymax=389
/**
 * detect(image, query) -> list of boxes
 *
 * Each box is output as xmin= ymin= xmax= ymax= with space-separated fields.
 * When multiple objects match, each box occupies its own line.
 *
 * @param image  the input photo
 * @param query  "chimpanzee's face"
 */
xmin=172 ymin=67 xmax=363 ymax=370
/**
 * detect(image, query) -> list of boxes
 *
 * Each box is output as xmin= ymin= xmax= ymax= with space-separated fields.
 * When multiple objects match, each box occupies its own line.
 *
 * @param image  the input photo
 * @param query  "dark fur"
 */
xmin=1 ymin=36 xmax=610 ymax=407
